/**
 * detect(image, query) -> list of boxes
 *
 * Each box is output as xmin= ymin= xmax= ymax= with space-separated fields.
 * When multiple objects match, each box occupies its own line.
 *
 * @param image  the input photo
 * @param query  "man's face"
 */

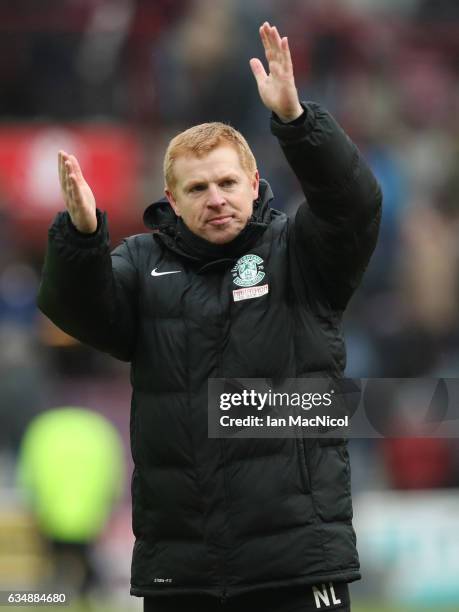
xmin=165 ymin=145 xmax=259 ymax=244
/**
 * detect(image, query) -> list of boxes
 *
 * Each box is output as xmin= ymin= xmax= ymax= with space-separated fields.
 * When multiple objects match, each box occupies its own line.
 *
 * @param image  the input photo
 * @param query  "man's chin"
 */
xmin=206 ymin=232 xmax=237 ymax=245
xmin=203 ymin=223 xmax=244 ymax=245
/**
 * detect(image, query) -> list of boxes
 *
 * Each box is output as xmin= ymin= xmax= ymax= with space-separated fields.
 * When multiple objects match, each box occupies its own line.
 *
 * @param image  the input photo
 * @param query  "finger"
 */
xmin=68 ymin=174 xmax=81 ymax=207
xmin=270 ymin=25 xmax=283 ymax=52
xmin=260 ymin=23 xmax=274 ymax=61
xmin=249 ymin=58 xmax=268 ymax=86
xmin=58 ymin=151 xmax=62 ymax=185
xmin=67 ymin=173 xmax=75 ymax=205
xmin=281 ymin=36 xmax=293 ymax=72
xmin=59 ymin=152 xmax=74 ymax=203
xmin=66 ymin=156 xmax=79 ymax=184
xmin=58 ymin=150 xmax=68 ymax=191
xmin=262 ymin=23 xmax=279 ymax=54
xmin=68 ymin=154 xmax=84 ymax=183
xmin=266 ymin=25 xmax=285 ymax=67
xmin=259 ymin=21 xmax=270 ymax=43
xmin=64 ymin=161 xmax=74 ymax=203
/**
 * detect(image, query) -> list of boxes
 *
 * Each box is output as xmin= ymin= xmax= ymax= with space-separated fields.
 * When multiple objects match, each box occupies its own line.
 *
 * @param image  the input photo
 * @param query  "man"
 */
xmin=17 ymin=407 xmax=124 ymax=597
xmin=38 ymin=22 xmax=381 ymax=612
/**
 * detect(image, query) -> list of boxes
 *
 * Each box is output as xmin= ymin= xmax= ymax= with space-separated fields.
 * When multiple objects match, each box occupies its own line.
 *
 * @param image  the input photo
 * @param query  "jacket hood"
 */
xmin=142 ymin=179 xmax=275 ymax=266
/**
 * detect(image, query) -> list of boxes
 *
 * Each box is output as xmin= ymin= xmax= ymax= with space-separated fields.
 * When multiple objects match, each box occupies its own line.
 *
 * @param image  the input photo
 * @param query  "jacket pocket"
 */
xmin=296 ymin=437 xmax=311 ymax=494
xmin=309 ymin=439 xmax=353 ymax=522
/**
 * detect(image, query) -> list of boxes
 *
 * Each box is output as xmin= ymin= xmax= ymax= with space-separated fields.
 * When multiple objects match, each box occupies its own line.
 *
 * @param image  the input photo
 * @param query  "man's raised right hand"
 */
xmin=58 ymin=150 xmax=98 ymax=234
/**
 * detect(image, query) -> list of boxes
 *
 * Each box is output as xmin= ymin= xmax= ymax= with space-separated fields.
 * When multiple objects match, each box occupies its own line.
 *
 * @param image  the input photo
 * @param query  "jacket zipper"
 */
xmin=217 ymin=275 xmax=231 ymax=602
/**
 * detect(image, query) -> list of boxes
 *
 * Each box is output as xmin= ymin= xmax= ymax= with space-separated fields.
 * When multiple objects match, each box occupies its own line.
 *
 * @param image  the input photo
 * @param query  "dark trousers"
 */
xmin=144 ymin=582 xmax=350 ymax=612
xmin=48 ymin=541 xmax=96 ymax=596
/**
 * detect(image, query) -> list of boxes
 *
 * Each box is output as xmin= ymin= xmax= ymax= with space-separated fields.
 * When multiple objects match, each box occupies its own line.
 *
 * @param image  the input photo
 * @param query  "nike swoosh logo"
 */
xmin=151 ymin=268 xmax=181 ymax=277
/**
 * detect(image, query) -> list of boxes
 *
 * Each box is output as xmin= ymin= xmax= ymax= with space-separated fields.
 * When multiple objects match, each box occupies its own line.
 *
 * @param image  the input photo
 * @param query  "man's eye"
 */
xmin=221 ymin=179 xmax=236 ymax=188
xmin=190 ymin=184 xmax=206 ymax=193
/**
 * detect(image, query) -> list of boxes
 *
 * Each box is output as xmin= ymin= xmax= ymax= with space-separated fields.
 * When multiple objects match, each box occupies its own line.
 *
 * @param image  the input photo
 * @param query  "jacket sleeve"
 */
xmin=37 ymin=209 xmax=137 ymax=362
xmin=271 ymin=102 xmax=382 ymax=311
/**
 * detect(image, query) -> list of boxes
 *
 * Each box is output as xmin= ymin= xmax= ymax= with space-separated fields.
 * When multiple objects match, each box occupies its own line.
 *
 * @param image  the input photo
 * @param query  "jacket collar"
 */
xmin=143 ymin=179 xmax=274 ymax=265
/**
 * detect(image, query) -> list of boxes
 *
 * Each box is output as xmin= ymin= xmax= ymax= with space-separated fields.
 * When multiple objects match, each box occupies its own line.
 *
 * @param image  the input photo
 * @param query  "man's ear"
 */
xmin=252 ymin=170 xmax=260 ymax=200
xmin=165 ymin=189 xmax=181 ymax=217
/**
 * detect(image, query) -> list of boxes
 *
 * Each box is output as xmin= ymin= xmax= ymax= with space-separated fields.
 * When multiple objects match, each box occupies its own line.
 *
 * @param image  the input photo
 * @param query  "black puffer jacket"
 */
xmin=37 ymin=103 xmax=382 ymax=600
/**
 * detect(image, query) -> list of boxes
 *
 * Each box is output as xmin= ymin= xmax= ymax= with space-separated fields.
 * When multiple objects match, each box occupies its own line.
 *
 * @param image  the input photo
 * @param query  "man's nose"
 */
xmin=207 ymin=184 xmax=226 ymax=207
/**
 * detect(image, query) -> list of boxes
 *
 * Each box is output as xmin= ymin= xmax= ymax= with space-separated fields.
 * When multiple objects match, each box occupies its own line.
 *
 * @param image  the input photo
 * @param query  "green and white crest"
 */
xmin=232 ymin=254 xmax=265 ymax=288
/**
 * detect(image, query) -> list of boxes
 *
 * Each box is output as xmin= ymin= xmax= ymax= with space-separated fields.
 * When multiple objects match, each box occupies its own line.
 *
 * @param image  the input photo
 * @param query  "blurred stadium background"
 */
xmin=1 ymin=0 xmax=459 ymax=610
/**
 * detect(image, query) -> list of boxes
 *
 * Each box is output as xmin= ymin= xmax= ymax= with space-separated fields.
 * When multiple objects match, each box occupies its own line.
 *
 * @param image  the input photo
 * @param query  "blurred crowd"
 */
xmin=1 ymin=0 xmax=459 ymax=600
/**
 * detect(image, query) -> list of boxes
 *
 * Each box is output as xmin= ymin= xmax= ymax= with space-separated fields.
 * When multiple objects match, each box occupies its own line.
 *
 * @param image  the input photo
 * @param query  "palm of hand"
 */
xmin=250 ymin=22 xmax=303 ymax=122
xmin=58 ymin=151 xmax=97 ymax=234
xmin=258 ymin=62 xmax=298 ymax=119
xmin=70 ymin=180 xmax=96 ymax=226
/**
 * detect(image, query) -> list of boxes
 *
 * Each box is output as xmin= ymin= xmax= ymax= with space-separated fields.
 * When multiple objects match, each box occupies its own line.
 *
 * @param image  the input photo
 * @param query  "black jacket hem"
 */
xmin=130 ymin=569 xmax=361 ymax=598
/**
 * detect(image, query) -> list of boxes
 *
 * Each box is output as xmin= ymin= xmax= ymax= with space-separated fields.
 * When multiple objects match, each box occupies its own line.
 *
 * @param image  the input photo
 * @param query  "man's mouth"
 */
xmin=207 ymin=215 xmax=233 ymax=226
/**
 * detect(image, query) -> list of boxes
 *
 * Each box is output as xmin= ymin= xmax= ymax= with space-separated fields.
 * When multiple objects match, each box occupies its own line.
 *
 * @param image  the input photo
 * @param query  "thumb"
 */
xmin=249 ymin=58 xmax=267 ymax=86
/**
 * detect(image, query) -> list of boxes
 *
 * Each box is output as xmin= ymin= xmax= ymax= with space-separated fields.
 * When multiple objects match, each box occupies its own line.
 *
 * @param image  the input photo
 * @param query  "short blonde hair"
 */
xmin=164 ymin=122 xmax=257 ymax=193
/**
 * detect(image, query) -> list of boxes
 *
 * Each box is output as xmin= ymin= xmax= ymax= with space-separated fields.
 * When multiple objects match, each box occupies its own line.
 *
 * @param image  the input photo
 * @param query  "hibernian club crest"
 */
xmin=232 ymin=254 xmax=265 ymax=288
